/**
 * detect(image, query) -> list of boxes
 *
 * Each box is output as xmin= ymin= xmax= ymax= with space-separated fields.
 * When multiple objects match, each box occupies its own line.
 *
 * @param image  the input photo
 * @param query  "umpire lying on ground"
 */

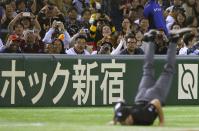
xmin=112 ymin=28 xmax=193 ymax=126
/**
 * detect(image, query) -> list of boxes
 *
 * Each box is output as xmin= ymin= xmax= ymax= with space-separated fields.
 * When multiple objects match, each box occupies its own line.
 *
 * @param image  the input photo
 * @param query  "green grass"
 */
xmin=0 ymin=106 xmax=199 ymax=131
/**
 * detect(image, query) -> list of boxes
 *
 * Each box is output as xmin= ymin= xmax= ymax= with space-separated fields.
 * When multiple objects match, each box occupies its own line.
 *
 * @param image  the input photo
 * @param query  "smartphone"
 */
xmin=22 ymin=12 xmax=31 ymax=17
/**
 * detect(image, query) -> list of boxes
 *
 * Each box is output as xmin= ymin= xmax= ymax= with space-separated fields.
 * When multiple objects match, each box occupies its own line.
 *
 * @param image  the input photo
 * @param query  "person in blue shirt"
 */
xmin=144 ymin=0 xmax=169 ymax=36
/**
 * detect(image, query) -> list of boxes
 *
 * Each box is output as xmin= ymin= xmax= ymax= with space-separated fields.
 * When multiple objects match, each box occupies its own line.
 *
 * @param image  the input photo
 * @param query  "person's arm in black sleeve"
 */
xmin=150 ymin=99 xmax=164 ymax=126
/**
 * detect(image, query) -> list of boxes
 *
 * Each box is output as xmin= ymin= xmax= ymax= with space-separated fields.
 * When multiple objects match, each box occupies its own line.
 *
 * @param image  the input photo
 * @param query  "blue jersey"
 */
xmin=144 ymin=0 xmax=168 ymax=35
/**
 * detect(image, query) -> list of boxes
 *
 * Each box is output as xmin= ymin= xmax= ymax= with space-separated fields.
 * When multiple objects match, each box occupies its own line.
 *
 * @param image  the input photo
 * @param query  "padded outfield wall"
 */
xmin=0 ymin=54 xmax=198 ymax=107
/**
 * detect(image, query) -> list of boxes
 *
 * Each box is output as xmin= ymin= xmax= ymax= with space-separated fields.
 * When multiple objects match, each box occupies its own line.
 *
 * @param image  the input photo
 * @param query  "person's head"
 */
xmin=44 ymin=2 xmax=57 ymax=17
xmin=171 ymin=23 xmax=181 ymax=30
xmin=173 ymin=0 xmax=182 ymax=6
xmin=131 ymin=0 xmax=140 ymax=9
xmin=176 ymin=11 xmax=186 ymax=25
xmin=20 ymin=16 xmax=31 ymax=29
xmin=67 ymin=7 xmax=78 ymax=20
xmin=135 ymin=30 xmax=144 ymax=47
xmin=129 ymin=8 xmax=137 ymax=21
xmin=98 ymin=36 xmax=113 ymax=54
xmin=136 ymin=5 xmax=144 ymax=19
xmin=183 ymin=33 xmax=196 ymax=47
xmin=96 ymin=13 xmax=109 ymax=28
xmin=9 ymin=1 xmax=16 ymax=11
xmin=122 ymin=17 xmax=131 ymax=31
xmin=195 ymin=0 xmax=199 ymax=14
xmin=98 ymin=42 xmax=112 ymax=54
xmin=5 ymin=2 xmax=14 ymax=16
xmin=16 ymin=0 xmax=26 ymax=11
xmin=74 ymin=35 xmax=87 ymax=53
xmin=170 ymin=6 xmax=182 ymax=18
xmin=13 ymin=22 xmax=24 ymax=36
xmin=47 ymin=39 xmax=65 ymax=54
xmin=24 ymin=29 xmax=36 ymax=43
xmin=82 ymin=9 xmax=91 ymax=22
xmin=113 ymin=101 xmax=133 ymax=125
xmin=101 ymin=24 xmax=112 ymax=37
xmin=187 ymin=0 xmax=196 ymax=6
xmin=126 ymin=33 xmax=137 ymax=52
xmin=139 ymin=18 xmax=149 ymax=32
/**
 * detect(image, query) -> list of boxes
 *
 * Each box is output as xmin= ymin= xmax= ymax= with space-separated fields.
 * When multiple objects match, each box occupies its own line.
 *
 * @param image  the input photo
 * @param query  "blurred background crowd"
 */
xmin=0 ymin=0 xmax=199 ymax=55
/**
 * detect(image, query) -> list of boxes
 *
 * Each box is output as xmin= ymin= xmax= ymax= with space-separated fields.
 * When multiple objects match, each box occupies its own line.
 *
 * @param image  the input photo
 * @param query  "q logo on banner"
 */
xmin=178 ymin=64 xmax=198 ymax=100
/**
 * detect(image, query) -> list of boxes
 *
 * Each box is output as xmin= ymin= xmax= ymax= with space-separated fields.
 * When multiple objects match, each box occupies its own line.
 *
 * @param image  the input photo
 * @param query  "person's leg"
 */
xmin=142 ymin=40 xmax=177 ymax=104
xmin=134 ymin=40 xmax=156 ymax=103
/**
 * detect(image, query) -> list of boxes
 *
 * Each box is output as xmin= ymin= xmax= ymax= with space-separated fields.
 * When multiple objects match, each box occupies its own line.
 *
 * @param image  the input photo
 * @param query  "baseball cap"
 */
xmin=114 ymin=101 xmax=131 ymax=122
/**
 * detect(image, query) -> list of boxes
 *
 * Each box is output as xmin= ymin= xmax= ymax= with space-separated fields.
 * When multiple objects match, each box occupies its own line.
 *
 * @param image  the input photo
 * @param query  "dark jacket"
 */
xmin=120 ymin=48 xmax=144 ymax=55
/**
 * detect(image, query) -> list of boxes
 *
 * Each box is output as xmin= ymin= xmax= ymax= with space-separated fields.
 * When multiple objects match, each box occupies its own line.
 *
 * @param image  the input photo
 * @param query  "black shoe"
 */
xmin=142 ymin=30 xmax=158 ymax=42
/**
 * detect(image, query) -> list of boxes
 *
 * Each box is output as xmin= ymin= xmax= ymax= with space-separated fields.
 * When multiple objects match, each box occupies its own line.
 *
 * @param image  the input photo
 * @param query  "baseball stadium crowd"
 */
xmin=0 ymin=0 xmax=199 ymax=55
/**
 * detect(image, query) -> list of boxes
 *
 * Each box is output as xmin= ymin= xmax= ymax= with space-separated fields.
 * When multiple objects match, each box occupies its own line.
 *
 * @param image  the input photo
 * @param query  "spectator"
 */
xmin=171 ymin=22 xmax=181 ymax=30
xmin=182 ymin=0 xmax=196 ymax=18
xmin=45 ymin=38 xmax=65 ymax=54
xmin=72 ymin=0 xmax=90 ymax=15
xmin=139 ymin=18 xmax=149 ymax=33
xmin=65 ymin=7 xmax=82 ymax=36
xmin=166 ymin=6 xmax=179 ymax=31
xmin=105 ymin=0 xmax=123 ymax=31
xmin=120 ymin=33 xmax=144 ymax=55
xmin=93 ymin=36 xmax=114 ymax=55
xmin=1 ymin=1 xmax=17 ymax=29
xmin=16 ymin=0 xmax=26 ymax=13
xmin=136 ymin=5 xmax=145 ymax=22
xmin=9 ymin=22 xmax=24 ymax=39
xmin=50 ymin=0 xmax=73 ymax=16
xmin=79 ymin=9 xmax=91 ymax=30
xmin=20 ymin=29 xmax=45 ymax=53
xmin=166 ymin=0 xmax=182 ymax=13
xmin=4 ymin=35 xmax=22 ymax=53
xmin=65 ymin=35 xmax=90 ymax=55
xmin=179 ymin=32 xmax=196 ymax=55
xmin=42 ymin=20 xmax=71 ymax=49
xmin=89 ymin=13 xmax=115 ymax=43
xmin=135 ymin=30 xmax=144 ymax=47
xmin=176 ymin=10 xmax=186 ymax=28
xmin=9 ymin=12 xmax=41 ymax=34
xmin=16 ymin=0 xmax=36 ymax=14
xmin=121 ymin=17 xmax=132 ymax=37
xmin=37 ymin=2 xmax=65 ymax=38
xmin=155 ymin=30 xmax=168 ymax=54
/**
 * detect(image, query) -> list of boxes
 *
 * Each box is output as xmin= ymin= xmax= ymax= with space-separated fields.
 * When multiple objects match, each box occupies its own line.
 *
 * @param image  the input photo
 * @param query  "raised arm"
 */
xmin=150 ymin=99 xmax=164 ymax=126
xmin=8 ymin=13 xmax=23 ymax=32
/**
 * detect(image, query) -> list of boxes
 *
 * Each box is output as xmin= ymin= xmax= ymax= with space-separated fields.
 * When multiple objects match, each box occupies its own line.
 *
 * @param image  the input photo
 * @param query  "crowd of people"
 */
xmin=0 ymin=0 xmax=199 ymax=55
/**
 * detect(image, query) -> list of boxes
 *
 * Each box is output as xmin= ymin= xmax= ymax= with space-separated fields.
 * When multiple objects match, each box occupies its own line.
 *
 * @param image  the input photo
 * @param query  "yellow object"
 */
xmin=58 ymin=34 xmax=65 ymax=41
xmin=90 ymin=25 xmax=97 ymax=32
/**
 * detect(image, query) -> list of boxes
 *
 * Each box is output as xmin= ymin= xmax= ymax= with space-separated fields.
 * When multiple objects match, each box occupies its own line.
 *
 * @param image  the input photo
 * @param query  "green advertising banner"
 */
xmin=0 ymin=54 xmax=199 ymax=107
